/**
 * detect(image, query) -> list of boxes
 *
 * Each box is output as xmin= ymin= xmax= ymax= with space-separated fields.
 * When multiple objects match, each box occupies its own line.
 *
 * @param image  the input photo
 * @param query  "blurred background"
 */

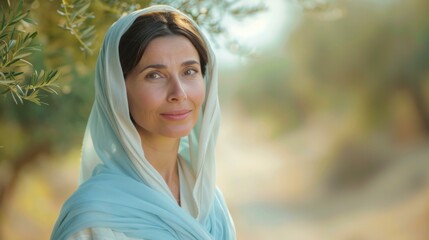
xmin=1 ymin=0 xmax=429 ymax=239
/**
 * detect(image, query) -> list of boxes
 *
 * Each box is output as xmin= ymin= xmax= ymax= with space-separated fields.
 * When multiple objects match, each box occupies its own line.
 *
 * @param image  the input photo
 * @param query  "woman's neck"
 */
xmin=139 ymin=134 xmax=181 ymax=203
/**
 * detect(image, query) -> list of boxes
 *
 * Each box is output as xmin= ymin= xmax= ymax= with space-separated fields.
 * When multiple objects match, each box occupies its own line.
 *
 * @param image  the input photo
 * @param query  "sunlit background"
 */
xmin=1 ymin=0 xmax=429 ymax=239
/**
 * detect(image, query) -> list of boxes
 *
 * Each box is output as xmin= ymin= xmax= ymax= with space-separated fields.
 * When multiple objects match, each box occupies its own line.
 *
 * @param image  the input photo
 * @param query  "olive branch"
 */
xmin=0 ymin=0 xmax=59 ymax=105
xmin=58 ymin=0 xmax=95 ymax=57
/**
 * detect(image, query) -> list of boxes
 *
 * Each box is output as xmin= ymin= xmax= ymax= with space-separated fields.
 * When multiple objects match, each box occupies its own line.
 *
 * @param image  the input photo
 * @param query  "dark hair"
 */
xmin=119 ymin=11 xmax=208 ymax=78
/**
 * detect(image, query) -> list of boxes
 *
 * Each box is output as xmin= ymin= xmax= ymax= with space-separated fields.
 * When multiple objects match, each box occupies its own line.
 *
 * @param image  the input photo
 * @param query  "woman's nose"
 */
xmin=167 ymin=76 xmax=187 ymax=102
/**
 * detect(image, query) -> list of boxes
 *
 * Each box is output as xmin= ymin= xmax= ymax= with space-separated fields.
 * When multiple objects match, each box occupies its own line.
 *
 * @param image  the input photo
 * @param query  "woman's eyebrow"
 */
xmin=181 ymin=60 xmax=200 ymax=66
xmin=140 ymin=64 xmax=166 ymax=72
xmin=140 ymin=60 xmax=200 ymax=72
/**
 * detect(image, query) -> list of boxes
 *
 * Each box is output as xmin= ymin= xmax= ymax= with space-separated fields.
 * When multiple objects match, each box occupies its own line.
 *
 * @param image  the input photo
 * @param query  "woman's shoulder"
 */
xmin=63 ymin=172 xmax=141 ymax=208
xmin=52 ymin=173 xmax=145 ymax=239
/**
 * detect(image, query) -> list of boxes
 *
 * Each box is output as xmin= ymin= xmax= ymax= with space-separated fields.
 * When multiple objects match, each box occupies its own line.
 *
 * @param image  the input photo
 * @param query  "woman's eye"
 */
xmin=185 ymin=69 xmax=198 ymax=76
xmin=146 ymin=72 xmax=162 ymax=79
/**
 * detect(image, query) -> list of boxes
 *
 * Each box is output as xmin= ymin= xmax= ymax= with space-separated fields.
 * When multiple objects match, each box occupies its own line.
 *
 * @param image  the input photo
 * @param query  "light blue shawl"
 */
xmin=51 ymin=5 xmax=235 ymax=240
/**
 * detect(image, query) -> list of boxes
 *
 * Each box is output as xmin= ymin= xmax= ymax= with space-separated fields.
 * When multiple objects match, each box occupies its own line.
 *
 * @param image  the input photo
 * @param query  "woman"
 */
xmin=51 ymin=5 xmax=235 ymax=240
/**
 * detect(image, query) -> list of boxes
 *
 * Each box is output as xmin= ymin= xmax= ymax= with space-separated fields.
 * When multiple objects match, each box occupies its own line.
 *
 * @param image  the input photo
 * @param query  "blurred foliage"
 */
xmin=235 ymin=0 xmax=429 ymax=138
xmin=230 ymin=0 xmax=429 ymax=210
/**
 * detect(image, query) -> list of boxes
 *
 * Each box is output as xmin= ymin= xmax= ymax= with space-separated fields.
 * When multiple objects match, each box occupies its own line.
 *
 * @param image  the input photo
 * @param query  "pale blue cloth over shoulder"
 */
xmin=51 ymin=5 xmax=235 ymax=240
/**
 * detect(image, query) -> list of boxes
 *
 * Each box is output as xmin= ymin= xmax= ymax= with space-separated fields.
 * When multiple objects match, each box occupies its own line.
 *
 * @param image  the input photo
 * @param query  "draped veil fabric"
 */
xmin=51 ymin=5 xmax=235 ymax=240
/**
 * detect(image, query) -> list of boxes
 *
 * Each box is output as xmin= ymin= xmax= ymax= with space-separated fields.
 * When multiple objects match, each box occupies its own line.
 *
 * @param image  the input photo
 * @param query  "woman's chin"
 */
xmin=161 ymin=126 xmax=194 ymax=139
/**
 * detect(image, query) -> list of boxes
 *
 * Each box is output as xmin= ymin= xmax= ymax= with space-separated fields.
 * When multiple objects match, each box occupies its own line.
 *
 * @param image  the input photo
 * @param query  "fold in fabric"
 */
xmin=51 ymin=5 xmax=235 ymax=240
xmin=53 ymin=170 xmax=233 ymax=239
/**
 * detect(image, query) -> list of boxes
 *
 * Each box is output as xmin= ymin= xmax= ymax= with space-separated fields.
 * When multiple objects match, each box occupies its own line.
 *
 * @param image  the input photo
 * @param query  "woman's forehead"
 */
xmin=138 ymin=35 xmax=200 ymax=65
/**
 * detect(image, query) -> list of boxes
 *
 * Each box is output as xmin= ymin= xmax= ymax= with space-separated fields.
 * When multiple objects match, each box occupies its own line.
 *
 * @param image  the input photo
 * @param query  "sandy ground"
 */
xmin=216 ymin=109 xmax=429 ymax=240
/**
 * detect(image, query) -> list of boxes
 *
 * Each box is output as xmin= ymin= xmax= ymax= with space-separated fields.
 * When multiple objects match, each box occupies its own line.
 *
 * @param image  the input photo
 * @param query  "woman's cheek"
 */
xmin=195 ymin=80 xmax=206 ymax=106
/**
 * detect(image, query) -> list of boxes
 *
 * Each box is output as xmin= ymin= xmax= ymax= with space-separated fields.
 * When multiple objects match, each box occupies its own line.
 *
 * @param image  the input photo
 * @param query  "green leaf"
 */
xmin=80 ymin=25 xmax=94 ymax=38
xmin=8 ymin=39 xmax=16 ymax=49
xmin=57 ymin=10 xmax=66 ymax=16
xmin=24 ymin=46 xmax=40 ymax=52
xmin=11 ymin=91 xmax=23 ymax=104
xmin=23 ymin=17 xmax=37 ymax=25
xmin=0 ymin=79 xmax=15 ymax=85
xmin=17 ymin=0 xmax=23 ymax=12
xmin=15 ymin=52 xmax=32 ymax=59
xmin=10 ymin=11 xmax=29 ymax=26
xmin=5 ymin=58 xmax=19 ymax=67
xmin=16 ymin=84 xmax=25 ymax=95
xmin=1 ymin=11 xmax=6 ymax=30
xmin=39 ymin=69 xmax=45 ymax=79
xmin=71 ymin=3 xmax=91 ymax=22
xmin=0 ymin=33 xmax=8 ymax=42
xmin=5 ymin=71 xmax=23 ymax=78
xmin=47 ymin=70 xmax=59 ymax=80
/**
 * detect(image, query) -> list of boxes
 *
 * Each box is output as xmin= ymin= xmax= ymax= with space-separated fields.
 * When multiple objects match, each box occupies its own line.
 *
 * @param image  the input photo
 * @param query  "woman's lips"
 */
xmin=160 ymin=110 xmax=192 ymax=120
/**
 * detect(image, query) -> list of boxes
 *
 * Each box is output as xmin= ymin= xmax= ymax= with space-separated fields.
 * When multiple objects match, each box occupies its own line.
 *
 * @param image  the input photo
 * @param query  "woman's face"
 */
xmin=125 ymin=35 xmax=205 ymax=140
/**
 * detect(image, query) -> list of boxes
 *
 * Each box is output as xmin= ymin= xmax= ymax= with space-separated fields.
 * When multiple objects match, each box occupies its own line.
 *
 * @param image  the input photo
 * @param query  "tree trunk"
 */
xmin=0 ymin=142 xmax=51 ymax=238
